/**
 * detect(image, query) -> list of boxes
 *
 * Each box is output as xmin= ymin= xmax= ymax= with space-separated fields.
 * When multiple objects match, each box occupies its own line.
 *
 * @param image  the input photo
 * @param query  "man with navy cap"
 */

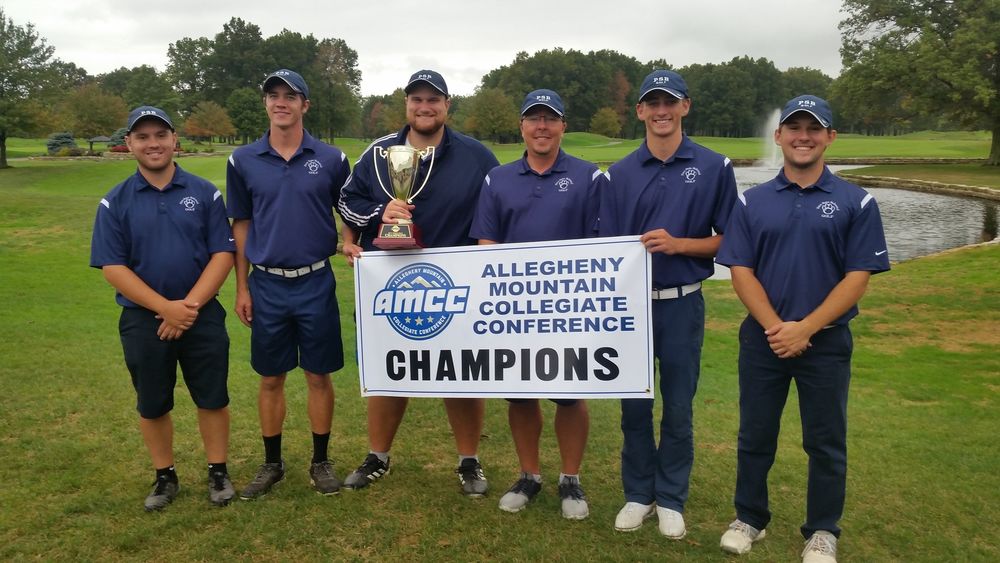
xmin=227 ymin=69 xmax=351 ymax=499
xmin=716 ymin=95 xmax=889 ymax=563
xmin=91 ymin=106 xmax=236 ymax=510
xmin=470 ymin=89 xmax=603 ymax=519
xmin=338 ymin=69 xmax=499 ymax=496
xmin=599 ymin=69 xmax=738 ymax=537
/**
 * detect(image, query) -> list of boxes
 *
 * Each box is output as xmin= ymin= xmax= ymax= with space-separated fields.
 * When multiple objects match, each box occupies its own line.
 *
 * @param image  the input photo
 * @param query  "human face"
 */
xmin=264 ymin=83 xmax=309 ymax=129
xmin=405 ymin=85 xmax=450 ymax=136
xmin=520 ymin=107 xmax=565 ymax=158
xmin=636 ymin=91 xmax=690 ymax=139
xmin=125 ymin=120 xmax=176 ymax=173
xmin=775 ymin=114 xmax=836 ymax=170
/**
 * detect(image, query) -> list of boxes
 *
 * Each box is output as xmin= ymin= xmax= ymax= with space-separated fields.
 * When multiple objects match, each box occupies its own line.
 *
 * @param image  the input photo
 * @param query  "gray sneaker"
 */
xmin=498 ymin=473 xmax=542 ymax=513
xmin=208 ymin=471 xmax=235 ymax=507
xmin=802 ymin=531 xmax=838 ymax=563
xmin=456 ymin=458 xmax=488 ymax=497
xmin=343 ymin=453 xmax=390 ymax=490
xmin=558 ymin=476 xmax=589 ymax=520
xmin=309 ymin=460 xmax=342 ymax=495
xmin=144 ymin=475 xmax=179 ymax=512
xmin=239 ymin=462 xmax=284 ymax=500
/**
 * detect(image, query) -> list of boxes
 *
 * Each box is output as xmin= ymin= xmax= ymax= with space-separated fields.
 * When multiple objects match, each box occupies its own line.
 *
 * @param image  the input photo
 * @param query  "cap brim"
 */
xmin=639 ymin=87 xmax=685 ymax=102
xmin=780 ymin=109 xmax=830 ymax=128
xmin=127 ymin=115 xmax=173 ymax=132
xmin=405 ymin=79 xmax=447 ymax=96
xmin=263 ymin=76 xmax=303 ymax=94
xmin=521 ymin=102 xmax=564 ymax=117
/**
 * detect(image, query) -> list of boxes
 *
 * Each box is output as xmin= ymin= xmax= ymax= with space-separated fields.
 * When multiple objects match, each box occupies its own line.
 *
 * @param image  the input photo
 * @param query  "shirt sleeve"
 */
xmin=715 ymin=194 xmax=754 ymax=268
xmin=337 ymin=145 xmax=386 ymax=236
xmin=585 ymin=167 xmax=604 ymax=238
xmin=225 ymin=152 xmax=252 ymax=220
xmin=329 ymin=151 xmax=351 ymax=205
xmin=712 ymin=157 xmax=738 ymax=234
xmin=90 ymin=196 xmax=128 ymax=268
xmin=844 ymin=193 xmax=891 ymax=274
xmin=206 ymin=188 xmax=236 ymax=254
xmin=597 ymin=170 xmax=619 ymax=237
xmin=469 ymin=172 xmax=501 ymax=241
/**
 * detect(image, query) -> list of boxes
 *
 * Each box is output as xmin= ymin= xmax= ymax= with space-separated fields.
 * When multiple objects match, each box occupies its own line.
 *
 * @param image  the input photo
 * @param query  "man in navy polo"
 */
xmin=470 ymin=89 xmax=602 ymax=520
xmin=338 ymin=69 xmax=499 ymax=496
xmin=91 ymin=106 xmax=236 ymax=511
xmin=716 ymin=96 xmax=889 ymax=563
xmin=599 ymin=69 xmax=738 ymax=538
xmin=227 ymin=69 xmax=351 ymax=499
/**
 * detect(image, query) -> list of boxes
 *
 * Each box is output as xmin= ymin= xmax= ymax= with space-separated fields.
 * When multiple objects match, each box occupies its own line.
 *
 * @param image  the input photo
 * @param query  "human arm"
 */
xmin=102 ymin=265 xmax=198 ymax=340
xmin=640 ymin=230 xmax=721 ymax=258
xmin=342 ymin=223 xmax=362 ymax=267
xmin=765 ymin=271 xmax=871 ymax=358
xmin=232 ymin=219 xmax=252 ymax=327
xmin=478 ymin=239 xmax=497 ymax=245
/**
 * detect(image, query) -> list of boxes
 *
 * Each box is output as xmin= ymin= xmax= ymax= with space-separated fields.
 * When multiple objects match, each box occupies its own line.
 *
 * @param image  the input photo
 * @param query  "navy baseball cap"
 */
xmin=405 ymin=69 xmax=449 ymax=97
xmin=779 ymin=95 xmax=833 ymax=128
xmin=125 ymin=106 xmax=174 ymax=133
xmin=520 ymin=89 xmax=565 ymax=117
xmin=263 ymin=69 xmax=309 ymax=99
xmin=638 ymin=69 xmax=689 ymax=102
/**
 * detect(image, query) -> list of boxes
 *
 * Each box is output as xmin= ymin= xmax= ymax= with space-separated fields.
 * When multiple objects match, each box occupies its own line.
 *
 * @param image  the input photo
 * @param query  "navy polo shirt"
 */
xmin=338 ymin=125 xmax=500 ymax=250
xmin=90 ymin=164 xmax=235 ymax=308
xmin=226 ymin=130 xmax=350 ymax=267
xmin=716 ymin=167 xmax=890 ymax=325
xmin=470 ymin=150 xmax=603 ymax=243
xmin=599 ymin=136 xmax=737 ymax=288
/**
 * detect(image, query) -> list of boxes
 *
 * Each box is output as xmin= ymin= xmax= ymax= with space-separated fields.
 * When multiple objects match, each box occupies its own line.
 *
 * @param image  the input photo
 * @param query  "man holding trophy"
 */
xmin=337 ymin=70 xmax=500 ymax=495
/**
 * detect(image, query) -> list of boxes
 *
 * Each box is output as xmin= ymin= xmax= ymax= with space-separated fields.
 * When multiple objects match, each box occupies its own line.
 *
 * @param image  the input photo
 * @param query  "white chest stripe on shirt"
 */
xmin=228 ymin=154 xmax=235 ymax=166
xmin=213 ymin=190 xmax=222 ymax=201
xmin=591 ymin=169 xmax=603 ymax=182
xmin=737 ymin=192 xmax=747 ymax=206
xmin=860 ymin=193 xmax=873 ymax=209
xmin=100 ymin=198 xmax=110 ymax=209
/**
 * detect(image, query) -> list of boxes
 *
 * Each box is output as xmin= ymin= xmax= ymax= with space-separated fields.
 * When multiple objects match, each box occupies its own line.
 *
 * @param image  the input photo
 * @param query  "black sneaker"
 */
xmin=239 ymin=461 xmax=285 ymax=500
xmin=343 ymin=453 xmax=390 ymax=490
xmin=144 ymin=475 xmax=179 ymax=512
xmin=498 ymin=473 xmax=542 ymax=513
xmin=208 ymin=471 xmax=235 ymax=507
xmin=309 ymin=460 xmax=342 ymax=495
xmin=558 ymin=476 xmax=589 ymax=520
xmin=456 ymin=458 xmax=488 ymax=497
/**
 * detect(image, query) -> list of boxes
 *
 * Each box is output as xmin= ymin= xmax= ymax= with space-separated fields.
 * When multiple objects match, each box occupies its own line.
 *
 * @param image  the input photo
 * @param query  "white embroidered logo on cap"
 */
xmin=653 ymin=76 xmax=671 ymax=84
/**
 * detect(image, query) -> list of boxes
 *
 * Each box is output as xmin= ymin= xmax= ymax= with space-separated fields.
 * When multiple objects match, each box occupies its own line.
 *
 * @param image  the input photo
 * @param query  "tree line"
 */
xmin=2 ymin=1 xmax=997 ymax=168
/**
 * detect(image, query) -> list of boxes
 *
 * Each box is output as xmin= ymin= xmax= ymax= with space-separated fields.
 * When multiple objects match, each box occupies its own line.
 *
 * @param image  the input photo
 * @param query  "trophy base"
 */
xmin=373 ymin=222 xmax=422 ymax=250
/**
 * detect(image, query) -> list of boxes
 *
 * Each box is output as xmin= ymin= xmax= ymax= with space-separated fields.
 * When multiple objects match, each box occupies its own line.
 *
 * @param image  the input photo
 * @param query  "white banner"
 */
xmin=354 ymin=236 xmax=654 ymax=398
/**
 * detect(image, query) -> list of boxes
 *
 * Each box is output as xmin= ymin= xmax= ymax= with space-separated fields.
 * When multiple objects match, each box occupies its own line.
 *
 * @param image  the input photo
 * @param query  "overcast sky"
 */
xmin=4 ymin=0 xmax=848 ymax=97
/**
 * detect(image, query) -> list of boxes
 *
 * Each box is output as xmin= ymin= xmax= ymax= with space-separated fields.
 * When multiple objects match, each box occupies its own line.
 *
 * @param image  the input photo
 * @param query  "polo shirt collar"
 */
xmin=638 ymin=134 xmax=696 ymax=165
xmin=774 ymin=165 xmax=835 ymax=193
xmin=131 ymin=163 xmax=186 ymax=192
xmin=255 ymin=129 xmax=318 ymax=159
xmin=517 ymin=149 xmax=569 ymax=176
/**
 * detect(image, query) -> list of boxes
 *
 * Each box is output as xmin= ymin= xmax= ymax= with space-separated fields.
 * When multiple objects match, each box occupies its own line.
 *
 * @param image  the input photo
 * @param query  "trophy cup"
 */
xmin=372 ymin=145 xmax=435 ymax=250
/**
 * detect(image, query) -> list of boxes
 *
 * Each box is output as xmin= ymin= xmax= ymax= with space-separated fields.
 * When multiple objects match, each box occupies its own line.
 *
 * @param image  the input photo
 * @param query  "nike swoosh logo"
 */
xmin=229 ymin=238 xmax=235 ymax=242
xmin=875 ymin=250 xmax=887 ymax=256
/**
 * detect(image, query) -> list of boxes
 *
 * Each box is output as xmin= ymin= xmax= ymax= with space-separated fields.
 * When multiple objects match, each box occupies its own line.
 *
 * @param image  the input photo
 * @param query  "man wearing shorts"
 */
xmin=470 ymin=89 xmax=602 ymax=519
xmin=227 ymin=69 xmax=351 ymax=498
xmin=91 ymin=106 xmax=236 ymax=511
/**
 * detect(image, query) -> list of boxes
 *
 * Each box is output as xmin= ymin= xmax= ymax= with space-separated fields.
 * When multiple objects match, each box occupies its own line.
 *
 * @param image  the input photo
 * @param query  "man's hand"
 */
xmin=235 ymin=287 xmax=253 ymax=327
xmin=382 ymin=199 xmax=415 ymax=224
xmin=765 ymin=321 xmax=815 ymax=359
xmin=156 ymin=322 xmax=186 ymax=341
xmin=343 ymin=242 xmax=363 ymax=267
xmin=640 ymin=229 xmax=686 ymax=255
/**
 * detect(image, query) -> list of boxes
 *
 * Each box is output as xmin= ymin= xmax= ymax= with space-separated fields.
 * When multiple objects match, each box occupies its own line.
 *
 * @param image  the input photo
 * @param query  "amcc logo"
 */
xmin=373 ymin=263 xmax=470 ymax=340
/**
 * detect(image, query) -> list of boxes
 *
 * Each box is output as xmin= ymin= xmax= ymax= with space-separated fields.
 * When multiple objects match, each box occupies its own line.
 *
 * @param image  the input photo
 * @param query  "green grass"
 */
xmin=1 ymin=158 xmax=998 ymax=561
xmin=841 ymin=164 xmax=1000 ymax=190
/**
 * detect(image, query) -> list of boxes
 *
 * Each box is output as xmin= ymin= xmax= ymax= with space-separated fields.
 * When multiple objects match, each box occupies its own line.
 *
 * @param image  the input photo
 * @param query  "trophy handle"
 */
xmin=406 ymin=146 xmax=436 ymax=203
xmin=373 ymin=146 xmax=396 ymax=202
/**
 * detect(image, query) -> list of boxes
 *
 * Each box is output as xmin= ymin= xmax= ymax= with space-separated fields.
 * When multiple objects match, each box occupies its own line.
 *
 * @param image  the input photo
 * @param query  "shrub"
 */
xmin=109 ymin=127 xmax=128 ymax=147
xmin=46 ymin=132 xmax=78 ymax=155
xmin=110 ymin=145 xmax=130 ymax=153
xmin=56 ymin=147 xmax=86 ymax=157
xmin=201 ymin=146 xmax=215 ymax=153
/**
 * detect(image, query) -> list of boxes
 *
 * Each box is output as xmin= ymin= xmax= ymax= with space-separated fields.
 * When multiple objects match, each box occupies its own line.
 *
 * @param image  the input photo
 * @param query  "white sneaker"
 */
xmin=614 ymin=501 xmax=655 ymax=531
xmin=656 ymin=506 xmax=686 ymax=539
xmin=802 ymin=531 xmax=837 ymax=563
xmin=720 ymin=519 xmax=767 ymax=555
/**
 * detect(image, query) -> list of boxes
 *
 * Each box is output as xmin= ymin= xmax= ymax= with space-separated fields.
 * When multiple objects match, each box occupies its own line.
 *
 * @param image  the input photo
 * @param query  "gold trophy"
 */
xmin=373 ymin=145 xmax=435 ymax=249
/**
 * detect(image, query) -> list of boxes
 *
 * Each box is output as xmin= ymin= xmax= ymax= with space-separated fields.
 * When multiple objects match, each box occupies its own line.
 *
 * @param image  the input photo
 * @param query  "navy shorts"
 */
xmin=119 ymin=298 xmax=230 ymax=419
xmin=248 ymin=265 xmax=344 ymax=376
xmin=507 ymin=398 xmax=579 ymax=406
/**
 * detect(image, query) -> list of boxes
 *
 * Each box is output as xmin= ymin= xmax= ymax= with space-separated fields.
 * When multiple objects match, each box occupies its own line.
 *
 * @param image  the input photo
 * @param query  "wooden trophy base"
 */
xmin=373 ymin=222 xmax=422 ymax=250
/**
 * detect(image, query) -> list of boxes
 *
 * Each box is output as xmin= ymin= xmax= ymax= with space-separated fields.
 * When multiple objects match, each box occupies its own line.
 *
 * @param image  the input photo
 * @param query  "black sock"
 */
xmin=208 ymin=462 xmax=228 ymax=476
xmin=156 ymin=466 xmax=178 ymax=483
xmin=312 ymin=432 xmax=330 ymax=464
xmin=263 ymin=434 xmax=282 ymax=464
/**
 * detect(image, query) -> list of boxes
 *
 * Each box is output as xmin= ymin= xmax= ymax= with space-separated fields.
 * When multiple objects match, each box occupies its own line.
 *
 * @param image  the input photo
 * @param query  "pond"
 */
xmin=710 ymin=166 xmax=998 ymax=279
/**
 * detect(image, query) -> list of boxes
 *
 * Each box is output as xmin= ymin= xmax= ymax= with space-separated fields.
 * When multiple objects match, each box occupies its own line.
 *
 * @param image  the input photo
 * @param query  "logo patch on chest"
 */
xmin=816 ymin=200 xmax=840 ymax=218
xmin=554 ymin=177 xmax=573 ymax=192
xmin=178 ymin=196 xmax=199 ymax=211
xmin=304 ymin=159 xmax=323 ymax=175
xmin=681 ymin=167 xmax=701 ymax=184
